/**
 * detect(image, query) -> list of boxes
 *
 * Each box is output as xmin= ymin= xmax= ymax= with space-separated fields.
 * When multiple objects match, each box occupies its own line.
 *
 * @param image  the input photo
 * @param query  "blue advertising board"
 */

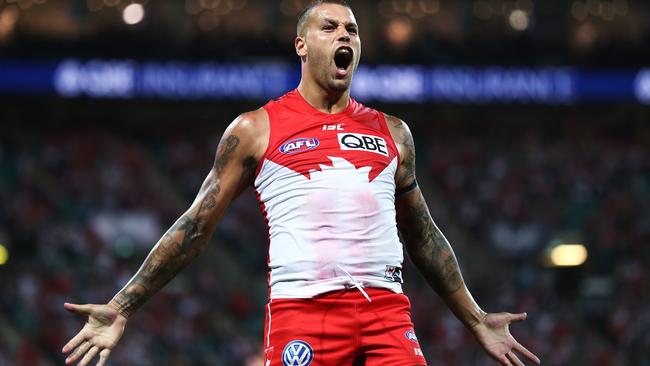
xmin=1 ymin=58 xmax=649 ymax=104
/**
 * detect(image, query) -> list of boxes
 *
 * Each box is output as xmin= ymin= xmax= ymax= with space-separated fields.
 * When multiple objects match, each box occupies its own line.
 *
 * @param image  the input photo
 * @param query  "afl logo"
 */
xmin=405 ymin=329 xmax=419 ymax=343
xmin=280 ymin=138 xmax=319 ymax=154
xmin=282 ymin=340 xmax=314 ymax=366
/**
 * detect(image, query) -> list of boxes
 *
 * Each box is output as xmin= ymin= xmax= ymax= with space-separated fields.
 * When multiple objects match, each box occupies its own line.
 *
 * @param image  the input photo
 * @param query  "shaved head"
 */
xmin=294 ymin=0 xmax=360 ymax=94
xmin=297 ymin=0 xmax=352 ymax=36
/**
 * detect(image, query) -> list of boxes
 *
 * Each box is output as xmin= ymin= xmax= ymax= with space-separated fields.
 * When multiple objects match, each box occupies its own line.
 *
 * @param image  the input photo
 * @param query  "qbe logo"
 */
xmin=337 ymin=133 xmax=388 ymax=156
xmin=282 ymin=340 xmax=314 ymax=366
xmin=280 ymin=138 xmax=319 ymax=154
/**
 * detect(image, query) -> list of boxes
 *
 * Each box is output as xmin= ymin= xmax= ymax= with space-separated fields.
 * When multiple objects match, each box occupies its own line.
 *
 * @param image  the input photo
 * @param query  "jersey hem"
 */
xmin=269 ymin=280 xmax=403 ymax=300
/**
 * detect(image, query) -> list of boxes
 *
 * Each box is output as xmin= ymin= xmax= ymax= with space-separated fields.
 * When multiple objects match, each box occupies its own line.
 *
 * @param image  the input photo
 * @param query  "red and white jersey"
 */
xmin=255 ymin=90 xmax=404 ymax=299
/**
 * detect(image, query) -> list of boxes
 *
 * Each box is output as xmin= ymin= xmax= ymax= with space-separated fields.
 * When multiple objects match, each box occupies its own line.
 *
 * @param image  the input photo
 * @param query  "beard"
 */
xmin=327 ymin=76 xmax=351 ymax=92
xmin=307 ymin=48 xmax=355 ymax=93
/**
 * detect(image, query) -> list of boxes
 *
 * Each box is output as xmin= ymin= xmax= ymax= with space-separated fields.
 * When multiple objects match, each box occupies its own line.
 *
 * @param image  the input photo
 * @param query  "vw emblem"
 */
xmin=282 ymin=340 xmax=314 ymax=366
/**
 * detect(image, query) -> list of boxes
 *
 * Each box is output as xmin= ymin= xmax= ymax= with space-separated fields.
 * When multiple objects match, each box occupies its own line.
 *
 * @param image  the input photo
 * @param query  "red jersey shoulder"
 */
xmin=264 ymin=91 xmax=292 ymax=110
xmin=348 ymin=98 xmax=378 ymax=119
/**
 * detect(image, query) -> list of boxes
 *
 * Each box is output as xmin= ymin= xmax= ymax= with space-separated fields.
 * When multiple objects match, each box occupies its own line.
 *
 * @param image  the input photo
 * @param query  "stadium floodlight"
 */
xmin=0 ymin=244 xmax=8 ymax=266
xmin=122 ymin=3 xmax=145 ymax=25
xmin=547 ymin=244 xmax=588 ymax=267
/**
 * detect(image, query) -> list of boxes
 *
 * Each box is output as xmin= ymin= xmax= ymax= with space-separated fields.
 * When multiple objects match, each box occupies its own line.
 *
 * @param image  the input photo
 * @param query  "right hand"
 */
xmin=62 ymin=302 xmax=127 ymax=366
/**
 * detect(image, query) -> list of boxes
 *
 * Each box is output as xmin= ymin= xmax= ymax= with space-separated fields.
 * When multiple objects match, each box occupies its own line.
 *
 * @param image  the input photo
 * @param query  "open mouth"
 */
xmin=334 ymin=46 xmax=353 ymax=72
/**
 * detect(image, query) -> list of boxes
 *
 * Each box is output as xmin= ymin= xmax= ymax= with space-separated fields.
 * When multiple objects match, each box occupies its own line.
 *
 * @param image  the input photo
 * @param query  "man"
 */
xmin=62 ymin=1 xmax=541 ymax=365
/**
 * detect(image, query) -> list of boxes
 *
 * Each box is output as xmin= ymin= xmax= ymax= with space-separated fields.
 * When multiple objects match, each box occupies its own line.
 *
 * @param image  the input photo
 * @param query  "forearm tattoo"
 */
xmin=397 ymin=193 xmax=464 ymax=296
xmin=111 ymin=135 xmax=241 ymax=318
xmin=392 ymin=118 xmax=463 ymax=296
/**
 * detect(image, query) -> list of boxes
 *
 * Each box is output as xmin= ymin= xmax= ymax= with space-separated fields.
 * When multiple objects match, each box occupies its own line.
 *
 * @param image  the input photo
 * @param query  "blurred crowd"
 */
xmin=0 ymin=105 xmax=648 ymax=365
xmin=1 ymin=0 xmax=650 ymax=67
xmin=409 ymin=114 xmax=649 ymax=365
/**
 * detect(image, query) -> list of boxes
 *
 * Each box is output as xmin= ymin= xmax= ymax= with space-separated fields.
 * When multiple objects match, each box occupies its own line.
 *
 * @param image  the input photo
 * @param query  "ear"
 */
xmin=295 ymin=36 xmax=307 ymax=58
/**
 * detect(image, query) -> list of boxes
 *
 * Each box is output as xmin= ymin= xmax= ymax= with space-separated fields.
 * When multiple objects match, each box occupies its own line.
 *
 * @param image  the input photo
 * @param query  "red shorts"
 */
xmin=263 ymin=288 xmax=428 ymax=366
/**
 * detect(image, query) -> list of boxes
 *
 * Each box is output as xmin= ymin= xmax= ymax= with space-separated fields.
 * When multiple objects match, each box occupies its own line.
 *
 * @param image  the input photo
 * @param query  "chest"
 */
xmin=265 ymin=113 xmax=398 ymax=182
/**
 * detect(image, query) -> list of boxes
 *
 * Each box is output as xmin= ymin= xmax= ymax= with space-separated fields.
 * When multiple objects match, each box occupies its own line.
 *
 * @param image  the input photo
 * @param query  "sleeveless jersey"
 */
xmin=255 ymin=89 xmax=404 ymax=299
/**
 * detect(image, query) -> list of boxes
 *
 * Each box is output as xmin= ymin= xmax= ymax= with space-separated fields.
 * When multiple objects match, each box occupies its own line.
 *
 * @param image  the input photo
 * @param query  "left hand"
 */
xmin=471 ymin=312 xmax=540 ymax=366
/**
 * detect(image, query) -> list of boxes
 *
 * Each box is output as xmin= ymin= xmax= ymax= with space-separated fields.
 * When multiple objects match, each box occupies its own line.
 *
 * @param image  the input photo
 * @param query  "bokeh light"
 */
xmin=0 ymin=5 xmax=19 ymax=43
xmin=549 ymin=244 xmax=588 ymax=267
xmin=122 ymin=3 xmax=144 ymax=25
xmin=385 ymin=17 xmax=413 ymax=47
xmin=508 ymin=9 xmax=529 ymax=31
xmin=0 ymin=244 xmax=8 ymax=266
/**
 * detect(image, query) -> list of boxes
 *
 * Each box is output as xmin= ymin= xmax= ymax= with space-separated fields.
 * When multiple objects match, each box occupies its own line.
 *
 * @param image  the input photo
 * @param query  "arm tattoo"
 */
xmin=392 ymin=118 xmax=464 ymax=296
xmin=214 ymin=135 xmax=239 ymax=173
xmin=393 ymin=117 xmax=416 ymax=188
xmin=111 ymin=134 xmax=244 ymax=318
xmin=395 ymin=179 xmax=418 ymax=196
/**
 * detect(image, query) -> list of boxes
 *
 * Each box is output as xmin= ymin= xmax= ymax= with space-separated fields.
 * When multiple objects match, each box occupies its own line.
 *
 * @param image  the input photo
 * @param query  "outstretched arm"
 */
xmin=108 ymin=123 xmax=259 ymax=318
xmin=62 ymin=110 xmax=268 ymax=366
xmin=386 ymin=114 xmax=540 ymax=366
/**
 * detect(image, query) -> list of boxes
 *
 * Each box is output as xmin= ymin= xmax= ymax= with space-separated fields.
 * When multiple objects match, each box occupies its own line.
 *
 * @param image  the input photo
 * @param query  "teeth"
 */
xmin=336 ymin=48 xmax=352 ymax=57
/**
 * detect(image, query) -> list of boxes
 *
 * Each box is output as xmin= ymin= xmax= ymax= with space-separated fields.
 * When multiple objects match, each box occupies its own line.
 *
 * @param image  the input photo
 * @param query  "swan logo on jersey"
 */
xmin=385 ymin=265 xmax=403 ymax=283
xmin=405 ymin=329 xmax=419 ymax=343
xmin=280 ymin=138 xmax=319 ymax=154
xmin=282 ymin=340 xmax=314 ymax=366
xmin=338 ymin=133 xmax=388 ymax=156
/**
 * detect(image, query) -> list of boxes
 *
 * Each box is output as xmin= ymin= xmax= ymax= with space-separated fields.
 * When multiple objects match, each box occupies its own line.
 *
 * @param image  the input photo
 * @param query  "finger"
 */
xmin=62 ymin=331 xmax=88 ymax=354
xmin=64 ymin=303 xmax=94 ymax=316
xmin=514 ymin=341 xmax=541 ymax=364
xmin=506 ymin=351 xmax=525 ymax=366
xmin=509 ymin=312 xmax=527 ymax=323
xmin=96 ymin=349 xmax=111 ymax=366
xmin=498 ymin=354 xmax=513 ymax=366
xmin=65 ymin=341 xmax=91 ymax=365
xmin=78 ymin=345 xmax=100 ymax=366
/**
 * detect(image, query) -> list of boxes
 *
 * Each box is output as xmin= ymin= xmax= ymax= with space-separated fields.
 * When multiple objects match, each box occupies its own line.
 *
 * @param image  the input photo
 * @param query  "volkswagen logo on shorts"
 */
xmin=282 ymin=340 xmax=314 ymax=366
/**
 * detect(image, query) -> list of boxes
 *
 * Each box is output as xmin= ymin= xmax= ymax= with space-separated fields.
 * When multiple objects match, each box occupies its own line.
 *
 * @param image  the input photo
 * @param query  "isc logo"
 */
xmin=280 ymin=138 xmax=319 ymax=154
xmin=322 ymin=124 xmax=344 ymax=131
xmin=338 ymin=133 xmax=388 ymax=156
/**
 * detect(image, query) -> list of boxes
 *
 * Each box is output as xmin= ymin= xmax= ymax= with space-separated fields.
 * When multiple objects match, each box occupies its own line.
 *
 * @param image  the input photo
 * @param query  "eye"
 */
xmin=322 ymin=24 xmax=335 ymax=31
xmin=347 ymin=27 xmax=358 ymax=35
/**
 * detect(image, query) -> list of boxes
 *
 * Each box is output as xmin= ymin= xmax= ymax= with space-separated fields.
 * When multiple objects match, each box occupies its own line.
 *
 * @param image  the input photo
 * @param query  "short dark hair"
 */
xmin=297 ymin=0 xmax=352 ymax=36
